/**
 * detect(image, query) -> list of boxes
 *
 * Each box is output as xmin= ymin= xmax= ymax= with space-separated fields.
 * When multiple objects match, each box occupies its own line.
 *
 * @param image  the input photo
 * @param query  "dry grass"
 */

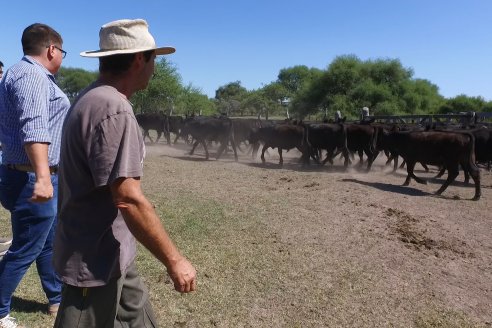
xmin=1 ymin=138 xmax=491 ymax=327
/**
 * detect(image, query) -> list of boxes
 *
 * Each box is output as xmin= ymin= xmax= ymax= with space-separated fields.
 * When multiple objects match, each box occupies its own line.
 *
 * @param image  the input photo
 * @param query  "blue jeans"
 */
xmin=0 ymin=165 xmax=62 ymax=317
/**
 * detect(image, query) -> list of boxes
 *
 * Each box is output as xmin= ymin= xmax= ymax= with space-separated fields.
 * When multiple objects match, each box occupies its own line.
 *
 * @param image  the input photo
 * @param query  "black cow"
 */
xmin=231 ymin=118 xmax=263 ymax=152
xmin=168 ymin=115 xmax=185 ymax=144
xmin=250 ymin=123 xmax=310 ymax=166
xmin=472 ymin=126 xmax=492 ymax=169
xmin=374 ymin=123 xmax=430 ymax=172
xmin=181 ymin=116 xmax=238 ymax=161
xmin=379 ymin=130 xmax=481 ymax=200
xmin=305 ymin=123 xmax=349 ymax=168
xmin=135 ymin=112 xmax=170 ymax=144
xmin=433 ymin=126 xmax=492 ymax=183
xmin=345 ymin=123 xmax=379 ymax=171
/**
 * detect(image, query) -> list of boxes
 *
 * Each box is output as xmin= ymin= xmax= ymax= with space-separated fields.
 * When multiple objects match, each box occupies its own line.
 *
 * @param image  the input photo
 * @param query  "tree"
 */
xmin=57 ymin=67 xmax=97 ymax=101
xmin=132 ymin=57 xmax=182 ymax=113
xmin=277 ymin=65 xmax=321 ymax=95
xmin=437 ymin=95 xmax=489 ymax=114
xmin=241 ymin=90 xmax=270 ymax=119
xmin=176 ymin=84 xmax=216 ymax=116
xmin=215 ymin=81 xmax=248 ymax=116
xmin=291 ymin=55 xmax=444 ymax=120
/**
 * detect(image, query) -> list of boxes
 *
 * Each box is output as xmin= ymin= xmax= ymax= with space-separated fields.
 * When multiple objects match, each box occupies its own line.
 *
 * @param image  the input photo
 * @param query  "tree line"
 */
xmin=56 ymin=55 xmax=492 ymax=120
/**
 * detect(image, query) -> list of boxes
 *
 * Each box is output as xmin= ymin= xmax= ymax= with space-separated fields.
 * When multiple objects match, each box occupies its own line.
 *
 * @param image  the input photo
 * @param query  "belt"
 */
xmin=6 ymin=164 xmax=58 ymax=174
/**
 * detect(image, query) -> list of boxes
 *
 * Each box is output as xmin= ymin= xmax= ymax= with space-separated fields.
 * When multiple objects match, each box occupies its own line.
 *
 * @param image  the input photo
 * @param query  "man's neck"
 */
xmin=98 ymin=73 xmax=136 ymax=99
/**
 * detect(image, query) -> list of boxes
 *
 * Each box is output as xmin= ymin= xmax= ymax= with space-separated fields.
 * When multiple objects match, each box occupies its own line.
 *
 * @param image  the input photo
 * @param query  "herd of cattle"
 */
xmin=136 ymin=112 xmax=492 ymax=201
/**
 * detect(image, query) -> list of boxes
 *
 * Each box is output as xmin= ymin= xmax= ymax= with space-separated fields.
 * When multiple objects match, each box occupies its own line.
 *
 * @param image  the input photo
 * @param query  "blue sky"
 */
xmin=1 ymin=0 xmax=491 ymax=100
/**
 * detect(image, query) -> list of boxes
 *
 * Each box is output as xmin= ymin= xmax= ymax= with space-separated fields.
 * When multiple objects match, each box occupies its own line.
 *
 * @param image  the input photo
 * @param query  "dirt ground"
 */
xmin=140 ymin=139 xmax=491 ymax=328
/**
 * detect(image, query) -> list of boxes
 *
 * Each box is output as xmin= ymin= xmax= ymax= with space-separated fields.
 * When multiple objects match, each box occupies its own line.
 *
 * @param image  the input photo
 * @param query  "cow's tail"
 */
xmin=337 ymin=123 xmax=350 ymax=167
xmin=464 ymin=131 xmax=481 ymax=200
xmin=371 ymin=126 xmax=379 ymax=153
xmin=228 ymin=119 xmax=238 ymax=161
xmin=301 ymin=122 xmax=312 ymax=164
xmin=466 ymin=131 xmax=477 ymax=166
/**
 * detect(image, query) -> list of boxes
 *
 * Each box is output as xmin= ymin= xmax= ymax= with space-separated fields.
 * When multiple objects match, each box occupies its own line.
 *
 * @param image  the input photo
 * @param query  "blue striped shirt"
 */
xmin=0 ymin=56 xmax=70 ymax=166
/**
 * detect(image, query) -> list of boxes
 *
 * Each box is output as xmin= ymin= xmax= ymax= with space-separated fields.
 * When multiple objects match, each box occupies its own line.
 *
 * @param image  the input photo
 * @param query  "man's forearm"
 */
xmin=112 ymin=177 xmax=196 ymax=293
xmin=24 ymin=142 xmax=54 ymax=201
xmin=119 ymin=197 xmax=183 ymax=268
xmin=24 ymin=142 xmax=51 ymax=178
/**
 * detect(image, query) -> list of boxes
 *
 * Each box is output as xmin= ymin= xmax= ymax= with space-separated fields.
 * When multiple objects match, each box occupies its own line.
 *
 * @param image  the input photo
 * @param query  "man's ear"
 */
xmin=133 ymin=52 xmax=146 ymax=70
xmin=46 ymin=45 xmax=55 ymax=60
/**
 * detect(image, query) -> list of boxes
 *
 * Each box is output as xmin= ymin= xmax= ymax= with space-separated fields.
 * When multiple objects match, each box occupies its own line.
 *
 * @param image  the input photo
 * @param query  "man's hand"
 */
xmin=167 ymin=257 xmax=197 ymax=293
xmin=31 ymin=176 xmax=54 ymax=202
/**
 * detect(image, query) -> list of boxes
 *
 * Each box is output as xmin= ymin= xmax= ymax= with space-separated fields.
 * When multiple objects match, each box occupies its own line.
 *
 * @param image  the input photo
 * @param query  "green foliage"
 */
xmin=214 ymin=81 xmax=248 ymax=116
xmin=277 ymin=65 xmax=322 ymax=96
xmin=57 ymin=67 xmax=97 ymax=101
xmin=132 ymin=58 xmax=182 ymax=113
xmin=55 ymin=54 xmax=490 ymax=121
xmin=437 ymin=94 xmax=491 ymax=114
xmin=291 ymin=55 xmax=446 ymax=119
xmin=177 ymin=84 xmax=216 ymax=116
xmin=215 ymin=81 xmax=248 ymax=100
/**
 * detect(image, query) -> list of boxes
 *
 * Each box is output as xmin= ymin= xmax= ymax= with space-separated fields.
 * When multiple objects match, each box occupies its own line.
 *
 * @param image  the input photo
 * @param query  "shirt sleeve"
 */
xmin=12 ymin=69 xmax=52 ymax=144
xmin=89 ymin=112 xmax=144 ymax=187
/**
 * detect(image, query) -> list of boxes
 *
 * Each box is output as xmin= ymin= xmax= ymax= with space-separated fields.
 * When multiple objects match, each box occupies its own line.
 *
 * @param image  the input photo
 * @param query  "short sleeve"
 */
xmin=89 ymin=112 xmax=144 ymax=187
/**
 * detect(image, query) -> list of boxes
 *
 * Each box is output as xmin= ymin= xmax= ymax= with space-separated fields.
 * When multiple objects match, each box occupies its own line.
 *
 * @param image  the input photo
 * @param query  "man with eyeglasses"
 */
xmin=0 ymin=23 xmax=69 ymax=328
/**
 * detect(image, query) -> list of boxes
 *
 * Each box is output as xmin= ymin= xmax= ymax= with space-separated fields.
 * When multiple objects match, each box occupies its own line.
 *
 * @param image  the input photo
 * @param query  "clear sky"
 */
xmin=1 ymin=0 xmax=491 ymax=100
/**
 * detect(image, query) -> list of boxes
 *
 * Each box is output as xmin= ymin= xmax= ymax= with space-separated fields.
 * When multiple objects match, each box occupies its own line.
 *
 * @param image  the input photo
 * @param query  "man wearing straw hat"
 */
xmin=53 ymin=19 xmax=196 ymax=327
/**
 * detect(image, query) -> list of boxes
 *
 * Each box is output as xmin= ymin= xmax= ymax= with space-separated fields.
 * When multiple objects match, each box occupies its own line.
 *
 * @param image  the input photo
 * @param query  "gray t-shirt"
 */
xmin=54 ymin=82 xmax=145 ymax=287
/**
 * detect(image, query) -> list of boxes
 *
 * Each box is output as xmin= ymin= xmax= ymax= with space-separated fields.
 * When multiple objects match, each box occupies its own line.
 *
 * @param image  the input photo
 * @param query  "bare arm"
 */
xmin=24 ymin=142 xmax=53 ymax=202
xmin=110 ymin=177 xmax=196 ymax=293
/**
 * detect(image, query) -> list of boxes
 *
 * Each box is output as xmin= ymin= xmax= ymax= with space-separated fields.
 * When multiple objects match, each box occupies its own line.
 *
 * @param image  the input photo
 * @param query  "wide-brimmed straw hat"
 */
xmin=80 ymin=19 xmax=175 ymax=57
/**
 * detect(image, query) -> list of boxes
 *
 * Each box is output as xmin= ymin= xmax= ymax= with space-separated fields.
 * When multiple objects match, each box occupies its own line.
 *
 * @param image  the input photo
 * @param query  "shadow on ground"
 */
xmin=11 ymin=296 xmax=45 ymax=314
xmin=341 ymin=178 xmax=430 ymax=197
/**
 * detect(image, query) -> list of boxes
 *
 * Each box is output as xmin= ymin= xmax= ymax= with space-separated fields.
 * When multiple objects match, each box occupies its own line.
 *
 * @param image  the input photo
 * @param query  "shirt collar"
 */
xmin=22 ymin=55 xmax=54 ymax=79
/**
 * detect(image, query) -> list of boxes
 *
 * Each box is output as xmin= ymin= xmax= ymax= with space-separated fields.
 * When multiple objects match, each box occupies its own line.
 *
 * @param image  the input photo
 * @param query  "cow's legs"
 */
xmin=341 ymin=148 xmax=350 ymax=168
xmin=155 ymin=131 xmax=162 ymax=143
xmin=164 ymin=130 xmax=171 ymax=145
xmin=322 ymin=149 xmax=334 ymax=165
xmin=464 ymin=170 xmax=470 ymax=184
xmin=216 ymin=138 xmax=237 ymax=161
xmin=391 ymin=154 xmax=399 ymax=172
xmin=143 ymin=130 xmax=153 ymax=143
xmin=404 ymin=161 xmax=427 ymax=185
xmin=461 ymin=162 xmax=481 ymax=200
xmin=261 ymin=145 xmax=269 ymax=163
xmin=252 ymin=142 xmax=260 ymax=159
xmin=278 ymin=148 xmax=283 ymax=166
xmin=230 ymin=137 xmax=238 ymax=161
xmin=435 ymin=167 xmax=446 ymax=178
xmin=216 ymin=141 xmax=227 ymax=160
xmin=201 ymin=141 xmax=210 ymax=160
xmin=403 ymin=161 xmax=415 ymax=186
xmin=173 ymin=133 xmax=180 ymax=144
xmin=365 ymin=148 xmax=378 ymax=171
xmin=435 ymin=164 xmax=459 ymax=195
xmin=358 ymin=150 xmax=364 ymax=166
xmin=189 ymin=140 xmax=200 ymax=155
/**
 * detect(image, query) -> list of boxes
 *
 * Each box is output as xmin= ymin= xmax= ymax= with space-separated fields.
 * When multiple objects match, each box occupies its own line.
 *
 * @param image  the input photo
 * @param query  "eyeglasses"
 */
xmin=46 ymin=45 xmax=67 ymax=59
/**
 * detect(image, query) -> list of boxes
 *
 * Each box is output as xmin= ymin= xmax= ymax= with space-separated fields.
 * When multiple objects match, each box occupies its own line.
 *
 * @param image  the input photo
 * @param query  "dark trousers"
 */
xmin=54 ymin=262 xmax=158 ymax=328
